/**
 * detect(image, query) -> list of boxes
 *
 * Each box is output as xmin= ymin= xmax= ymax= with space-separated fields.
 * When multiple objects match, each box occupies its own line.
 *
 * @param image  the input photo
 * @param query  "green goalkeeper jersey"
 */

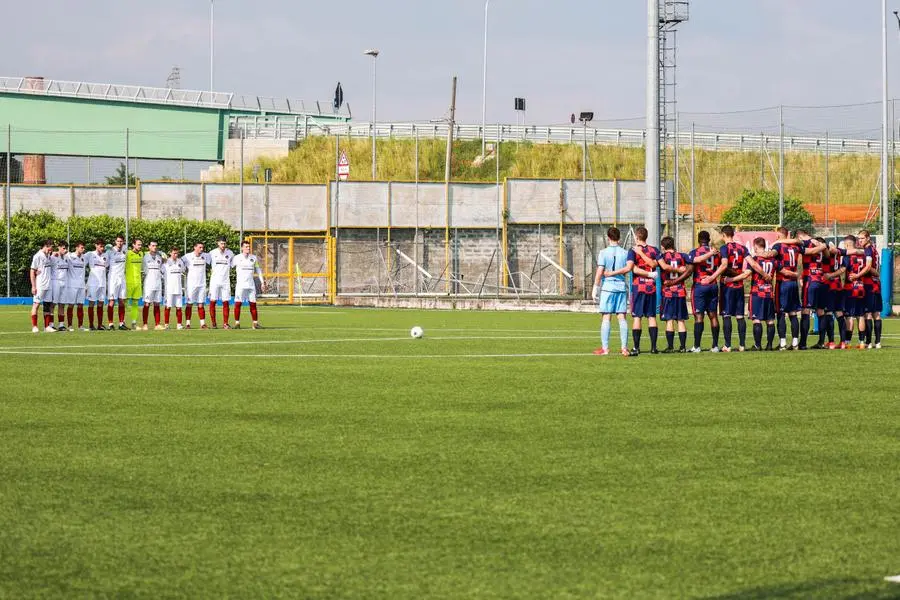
xmin=126 ymin=250 xmax=144 ymax=297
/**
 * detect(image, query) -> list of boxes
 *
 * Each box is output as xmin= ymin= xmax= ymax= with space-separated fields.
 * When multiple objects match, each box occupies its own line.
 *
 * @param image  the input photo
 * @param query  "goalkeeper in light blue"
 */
xmin=592 ymin=227 xmax=633 ymax=357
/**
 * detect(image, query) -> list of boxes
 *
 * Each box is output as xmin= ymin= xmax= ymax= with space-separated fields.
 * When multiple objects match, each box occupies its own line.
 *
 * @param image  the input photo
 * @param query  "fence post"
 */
xmin=125 ymin=128 xmax=130 ymax=246
xmin=5 ymin=124 xmax=9 ymax=298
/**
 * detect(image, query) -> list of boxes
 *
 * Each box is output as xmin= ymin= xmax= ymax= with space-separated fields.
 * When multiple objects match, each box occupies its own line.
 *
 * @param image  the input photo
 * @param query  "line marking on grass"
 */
xmin=0 ymin=349 xmax=593 ymax=359
xmin=885 ymin=575 xmax=900 ymax=583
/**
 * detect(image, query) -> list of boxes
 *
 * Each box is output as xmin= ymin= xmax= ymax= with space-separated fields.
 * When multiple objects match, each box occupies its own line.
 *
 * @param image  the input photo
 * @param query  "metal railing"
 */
xmin=228 ymin=115 xmax=891 ymax=155
xmin=0 ymin=76 xmax=351 ymax=118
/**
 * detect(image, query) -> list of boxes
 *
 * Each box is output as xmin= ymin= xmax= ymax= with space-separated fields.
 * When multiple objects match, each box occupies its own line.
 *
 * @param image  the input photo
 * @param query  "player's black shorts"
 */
xmin=719 ymin=285 xmax=745 ymax=317
xmin=692 ymin=284 xmax=718 ymax=315
xmin=803 ymin=281 xmax=828 ymax=311
xmin=750 ymin=296 xmax=776 ymax=322
xmin=777 ymin=280 xmax=801 ymax=314
xmin=830 ymin=288 xmax=845 ymax=313
xmin=660 ymin=296 xmax=688 ymax=321
xmin=846 ymin=295 xmax=868 ymax=317
xmin=630 ymin=290 xmax=657 ymax=318
xmin=866 ymin=285 xmax=884 ymax=314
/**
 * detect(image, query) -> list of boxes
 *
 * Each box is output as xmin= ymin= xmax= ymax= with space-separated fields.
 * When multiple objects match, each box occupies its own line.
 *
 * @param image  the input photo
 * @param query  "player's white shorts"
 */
xmin=52 ymin=283 xmax=68 ymax=305
xmin=108 ymin=278 xmax=127 ymax=300
xmin=144 ymin=289 xmax=163 ymax=304
xmin=185 ymin=286 xmax=207 ymax=305
xmin=87 ymin=286 xmax=107 ymax=303
xmin=208 ymin=281 xmax=231 ymax=302
xmin=165 ymin=293 xmax=183 ymax=309
xmin=33 ymin=288 xmax=52 ymax=304
xmin=64 ymin=288 xmax=85 ymax=305
xmin=234 ymin=287 xmax=257 ymax=304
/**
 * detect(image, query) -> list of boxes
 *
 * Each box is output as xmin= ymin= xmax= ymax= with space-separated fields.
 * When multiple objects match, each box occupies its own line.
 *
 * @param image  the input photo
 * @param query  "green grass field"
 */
xmin=0 ymin=306 xmax=898 ymax=599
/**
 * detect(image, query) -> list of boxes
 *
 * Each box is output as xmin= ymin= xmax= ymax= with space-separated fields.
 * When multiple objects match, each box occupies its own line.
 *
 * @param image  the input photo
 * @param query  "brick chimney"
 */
xmin=22 ymin=76 xmax=47 ymax=184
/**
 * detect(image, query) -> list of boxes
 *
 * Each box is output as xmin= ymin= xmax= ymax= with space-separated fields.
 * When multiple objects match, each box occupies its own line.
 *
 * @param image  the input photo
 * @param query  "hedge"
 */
xmin=0 ymin=211 xmax=239 ymax=297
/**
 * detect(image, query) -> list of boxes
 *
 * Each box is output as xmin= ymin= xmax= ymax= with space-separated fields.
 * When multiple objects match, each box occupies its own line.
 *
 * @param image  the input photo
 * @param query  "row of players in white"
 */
xmin=29 ymin=238 xmax=264 ymax=332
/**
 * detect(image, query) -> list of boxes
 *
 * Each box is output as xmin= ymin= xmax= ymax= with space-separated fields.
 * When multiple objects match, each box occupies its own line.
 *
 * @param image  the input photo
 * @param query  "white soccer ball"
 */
xmin=410 ymin=326 xmax=424 ymax=339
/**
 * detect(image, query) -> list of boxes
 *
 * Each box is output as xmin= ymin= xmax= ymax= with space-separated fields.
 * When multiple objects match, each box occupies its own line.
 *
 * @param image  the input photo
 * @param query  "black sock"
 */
xmin=789 ymin=315 xmax=799 ymax=341
xmin=649 ymin=327 xmax=658 ymax=351
xmin=866 ymin=319 xmax=874 ymax=344
xmin=837 ymin=315 xmax=846 ymax=343
xmin=737 ymin=318 xmax=747 ymax=348
xmin=632 ymin=328 xmax=642 ymax=350
xmin=694 ymin=321 xmax=704 ymax=348
xmin=777 ymin=315 xmax=787 ymax=339
xmin=859 ymin=328 xmax=866 ymax=343
xmin=800 ymin=314 xmax=810 ymax=347
xmin=875 ymin=319 xmax=883 ymax=344
xmin=722 ymin=317 xmax=733 ymax=347
xmin=766 ymin=323 xmax=776 ymax=347
xmin=753 ymin=322 xmax=763 ymax=347
xmin=817 ymin=315 xmax=828 ymax=345
xmin=665 ymin=330 xmax=675 ymax=350
xmin=826 ymin=313 xmax=834 ymax=343
xmin=678 ymin=331 xmax=687 ymax=350
xmin=711 ymin=325 xmax=720 ymax=348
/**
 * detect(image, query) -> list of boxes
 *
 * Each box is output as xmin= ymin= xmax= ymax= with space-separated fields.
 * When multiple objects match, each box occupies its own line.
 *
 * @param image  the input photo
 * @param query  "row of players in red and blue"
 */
xmin=622 ymin=225 xmax=883 ymax=355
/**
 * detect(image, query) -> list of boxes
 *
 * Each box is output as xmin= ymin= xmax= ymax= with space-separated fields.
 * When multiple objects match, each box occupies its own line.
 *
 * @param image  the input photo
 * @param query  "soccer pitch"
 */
xmin=0 ymin=306 xmax=898 ymax=599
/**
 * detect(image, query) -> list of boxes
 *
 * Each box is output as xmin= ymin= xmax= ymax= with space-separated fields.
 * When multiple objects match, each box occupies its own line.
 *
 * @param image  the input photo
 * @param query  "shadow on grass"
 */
xmin=706 ymin=577 xmax=899 ymax=600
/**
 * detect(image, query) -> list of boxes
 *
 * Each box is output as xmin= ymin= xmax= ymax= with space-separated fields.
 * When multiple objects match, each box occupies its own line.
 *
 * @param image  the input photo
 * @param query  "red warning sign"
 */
xmin=337 ymin=150 xmax=350 ymax=181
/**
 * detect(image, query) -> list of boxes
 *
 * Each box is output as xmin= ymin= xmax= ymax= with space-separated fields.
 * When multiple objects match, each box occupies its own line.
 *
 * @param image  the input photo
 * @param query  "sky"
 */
xmin=6 ymin=0 xmax=900 ymax=135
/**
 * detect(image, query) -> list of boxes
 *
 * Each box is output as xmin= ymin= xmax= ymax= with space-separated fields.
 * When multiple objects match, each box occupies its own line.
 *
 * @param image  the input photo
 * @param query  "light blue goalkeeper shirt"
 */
xmin=599 ymin=244 xmax=628 ymax=293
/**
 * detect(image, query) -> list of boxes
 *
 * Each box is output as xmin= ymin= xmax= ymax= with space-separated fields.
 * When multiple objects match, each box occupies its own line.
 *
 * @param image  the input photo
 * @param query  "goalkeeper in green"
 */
xmin=125 ymin=238 xmax=144 ymax=329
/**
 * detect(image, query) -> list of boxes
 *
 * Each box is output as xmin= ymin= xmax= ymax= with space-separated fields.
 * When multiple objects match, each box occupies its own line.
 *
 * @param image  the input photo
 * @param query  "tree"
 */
xmin=720 ymin=189 xmax=814 ymax=233
xmin=105 ymin=163 xmax=137 ymax=186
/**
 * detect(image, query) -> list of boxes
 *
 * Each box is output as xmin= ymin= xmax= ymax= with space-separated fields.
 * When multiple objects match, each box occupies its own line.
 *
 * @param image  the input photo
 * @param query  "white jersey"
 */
xmin=85 ymin=251 xmax=109 ymax=288
xmin=184 ymin=252 xmax=211 ymax=289
xmin=142 ymin=252 xmax=165 ymax=292
xmin=208 ymin=248 xmax=234 ymax=285
xmin=67 ymin=253 xmax=87 ymax=290
xmin=30 ymin=250 xmax=53 ymax=292
xmin=163 ymin=258 xmax=187 ymax=295
xmin=231 ymin=253 xmax=263 ymax=290
xmin=107 ymin=246 xmax=127 ymax=282
xmin=51 ymin=255 xmax=70 ymax=285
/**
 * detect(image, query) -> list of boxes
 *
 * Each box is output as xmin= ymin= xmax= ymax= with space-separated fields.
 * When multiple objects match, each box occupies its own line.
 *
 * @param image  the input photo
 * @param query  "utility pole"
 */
xmin=444 ymin=76 xmax=457 ymax=294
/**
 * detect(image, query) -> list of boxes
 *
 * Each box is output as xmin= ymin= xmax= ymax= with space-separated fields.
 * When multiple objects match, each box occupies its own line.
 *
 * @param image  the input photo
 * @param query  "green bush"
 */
xmin=0 ymin=211 xmax=238 ymax=297
xmin=720 ymin=189 xmax=815 ymax=233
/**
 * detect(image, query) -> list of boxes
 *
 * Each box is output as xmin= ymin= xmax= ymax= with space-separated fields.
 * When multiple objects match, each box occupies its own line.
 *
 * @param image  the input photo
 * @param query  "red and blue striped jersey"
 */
xmin=745 ymin=256 xmax=777 ymax=299
xmin=843 ymin=253 xmax=868 ymax=292
xmin=772 ymin=242 xmax=802 ymax=280
xmin=829 ymin=248 xmax=846 ymax=291
xmin=627 ymin=244 xmax=660 ymax=294
xmin=688 ymin=245 xmax=721 ymax=285
xmin=720 ymin=242 xmax=749 ymax=289
xmin=660 ymin=250 xmax=689 ymax=299
xmin=801 ymin=240 xmax=827 ymax=283
xmin=862 ymin=246 xmax=876 ymax=286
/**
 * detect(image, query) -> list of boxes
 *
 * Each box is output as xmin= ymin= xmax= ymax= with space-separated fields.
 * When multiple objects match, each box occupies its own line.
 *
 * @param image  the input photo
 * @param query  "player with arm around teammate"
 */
xmin=208 ymin=236 xmax=235 ymax=329
xmin=842 ymin=235 xmax=871 ymax=350
xmin=657 ymin=236 xmax=692 ymax=353
xmin=141 ymin=241 xmax=165 ymax=331
xmin=737 ymin=238 xmax=779 ymax=351
xmin=591 ymin=227 xmax=631 ymax=356
xmin=771 ymin=228 xmax=803 ymax=350
xmin=793 ymin=230 xmax=828 ymax=350
xmin=688 ymin=231 xmax=722 ymax=353
xmin=65 ymin=242 xmax=88 ymax=331
xmin=50 ymin=241 xmax=70 ymax=331
xmin=29 ymin=239 xmax=56 ymax=333
xmin=626 ymin=226 xmax=660 ymax=355
xmin=858 ymin=230 xmax=882 ymax=349
xmin=163 ymin=247 xmax=187 ymax=330
xmin=710 ymin=225 xmax=749 ymax=352
xmin=125 ymin=238 xmax=144 ymax=330
xmin=85 ymin=239 xmax=109 ymax=330
xmin=183 ymin=242 xmax=211 ymax=330
xmin=231 ymin=240 xmax=266 ymax=330
xmin=106 ymin=234 xmax=129 ymax=330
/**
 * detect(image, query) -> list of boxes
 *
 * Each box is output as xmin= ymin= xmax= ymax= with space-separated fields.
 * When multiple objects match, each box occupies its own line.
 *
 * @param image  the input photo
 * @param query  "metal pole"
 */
xmin=371 ymin=54 xmax=378 ymax=179
xmin=481 ymin=0 xmax=491 ymax=158
xmin=209 ymin=0 xmax=215 ymax=91
xmin=5 ymin=125 xmax=10 ymax=298
xmin=825 ymin=131 xmax=830 ymax=227
xmin=674 ymin=111 xmax=680 ymax=243
xmin=125 ymin=128 xmax=130 ymax=246
xmin=444 ymin=76 xmax=458 ymax=294
xmin=645 ymin=0 xmax=661 ymax=246
xmin=882 ymin=0 xmax=890 ymax=243
xmin=239 ymin=129 xmax=244 ymax=242
xmin=690 ymin=122 xmax=695 ymax=231
xmin=582 ymin=120 xmax=588 ymax=297
xmin=759 ymin=131 xmax=764 ymax=187
xmin=779 ymin=104 xmax=785 ymax=225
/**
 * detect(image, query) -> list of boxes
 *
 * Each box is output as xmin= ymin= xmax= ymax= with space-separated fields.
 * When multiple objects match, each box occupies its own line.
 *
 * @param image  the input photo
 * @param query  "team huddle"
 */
xmin=591 ymin=225 xmax=885 ymax=356
xmin=29 ymin=235 xmax=266 ymax=332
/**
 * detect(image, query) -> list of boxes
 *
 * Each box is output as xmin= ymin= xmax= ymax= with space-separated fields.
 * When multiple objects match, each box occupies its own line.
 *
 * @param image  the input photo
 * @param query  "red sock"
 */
xmin=31 ymin=313 xmax=38 ymax=327
xmin=249 ymin=302 xmax=258 ymax=321
xmin=234 ymin=302 xmax=241 ymax=322
xmin=176 ymin=308 xmax=183 ymax=325
xmin=57 ymin=308 xmax=64 ymax=324
xmin=118 ymin=301 xmax=125 ymax=323
xmin=88 ymin=305 xmax=95 ymax=328
xmin=198 ymin=305 xmax=206 ymax=320
xmin=142 ymin=305 xmax=149 ymax=325
xmin=67 ymin=306 xmax=74 ymax=327
xmin=77 ymin=305 xmax=84 ymax=327
xmin=107 ymin=304 xmax=113 ymax=323
xmin=154 ymin=305 xmax=161 ymax=326
xmin=44 ymin=313 xmax=52 ymax=328
xmin=165 ymin=307 xmax=171 ymax=325
xmin=186 ymin=305 xmax=193 ymax=322
xmin=96 ymin=305 xmax=104 ymax=327
xmin=223 ymin=301 xmax=230 ymax=323
xmin=209 ymin=303 xmax=217 ymax=326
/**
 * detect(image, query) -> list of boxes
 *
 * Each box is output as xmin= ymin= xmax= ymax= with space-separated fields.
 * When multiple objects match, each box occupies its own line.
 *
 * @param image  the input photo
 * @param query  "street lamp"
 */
xmin=364 ymin=49 xmax=380 ymax=180
xmin=481 ymin=0 xmax=491 ymax=157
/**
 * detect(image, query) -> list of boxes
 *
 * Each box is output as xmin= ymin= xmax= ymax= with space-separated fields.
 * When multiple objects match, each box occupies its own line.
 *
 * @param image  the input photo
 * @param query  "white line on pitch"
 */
xmin=0 ymin=350 xmax=592 ymax=359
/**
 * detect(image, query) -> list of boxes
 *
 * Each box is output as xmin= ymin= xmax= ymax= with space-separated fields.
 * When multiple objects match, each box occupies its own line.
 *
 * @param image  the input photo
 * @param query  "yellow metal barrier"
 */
xmin=248 ymin=234 xmax=333 ymax=304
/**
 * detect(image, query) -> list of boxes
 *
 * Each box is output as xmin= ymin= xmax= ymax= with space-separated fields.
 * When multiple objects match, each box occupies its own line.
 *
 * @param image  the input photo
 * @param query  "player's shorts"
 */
xmin=846 ymin=296 xmax=868 ymax=318
xmin=630 ymin=290 xmax=657 ymax=318
xmin=719 ymin=286 xmax=745 ymax=317
xmin=126 ymin=282 xmax=142 ymax=300
xmin=208 ymin=281 xmax=232 ymax=302
xmin=598 ymin=290 xmax=627 ymax=314
xmin=866 ymin=285 xmax=884 ymax=314
xmin=51 ymin=283 xmax=68 ymax=305
xmin=660 ymin=296 xmax=688 ymax=321
xmin=185 ymin=286 xmax=207 ymax=305
xmin=777 ymin=280 xmax=801 ymax=314
xmin=691 ymin=284 xmax=718 ymax=315
xmin=87 ymin=286 xmax=107 ymax=303
xmin=165 ymin=293 xmax=183 ymax=309
xmin=830 ymin=288 xmax=845 ymax=313
xmin=64 ymin=288 xmax=85 ymax=305
xmin=144 ymin=289 xmax=163 ymax=304
xmin=32 ymin=288 xmax=52 ymax=304
xmin=750 ymin=296 xmax=776 ymax=322
xmin=803 ymin=281 xmax=828 ymax=311
xmin=107 ymin=278 xmax=127 ymax=300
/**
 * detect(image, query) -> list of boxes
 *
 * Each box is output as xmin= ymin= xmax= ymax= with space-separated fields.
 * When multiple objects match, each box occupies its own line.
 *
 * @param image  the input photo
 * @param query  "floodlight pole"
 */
xmin=210 ymin=0 xmax=215 ymax=92
xmin=881 ymin=0 xmax=889 ymax=243
xmin=645 ymin=0 xmax=661 ymax=246
xmin=364 ymin=49 xmax=380 ymax=180
xmin=481 ymin=0 xmax=491 ymax=158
